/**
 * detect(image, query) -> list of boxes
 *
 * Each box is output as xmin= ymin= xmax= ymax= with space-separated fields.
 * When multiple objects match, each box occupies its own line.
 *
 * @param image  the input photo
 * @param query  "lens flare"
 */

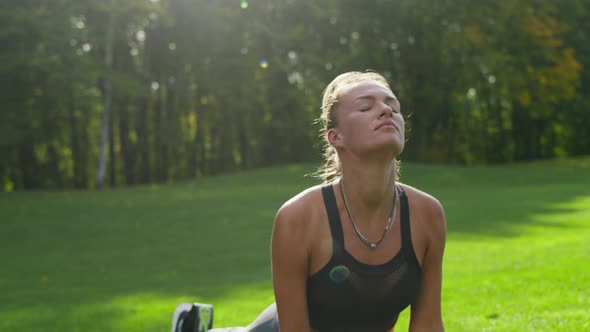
xmin=329 ymin=265 xmax=349 ymax=283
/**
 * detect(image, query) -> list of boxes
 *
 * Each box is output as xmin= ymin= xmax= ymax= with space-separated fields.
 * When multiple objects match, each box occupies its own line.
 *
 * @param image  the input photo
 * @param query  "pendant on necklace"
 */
xmin=370 ymin=243 xmax=377 ymax=249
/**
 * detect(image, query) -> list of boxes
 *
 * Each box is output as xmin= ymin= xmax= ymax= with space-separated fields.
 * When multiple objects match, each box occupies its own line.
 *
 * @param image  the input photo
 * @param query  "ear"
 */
xmin=327 ymin=128 xmax=343 ymax=148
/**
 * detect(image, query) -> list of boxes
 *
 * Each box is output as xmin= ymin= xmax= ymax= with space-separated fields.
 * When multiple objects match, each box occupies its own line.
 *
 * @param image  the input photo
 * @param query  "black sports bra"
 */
xmin=306 ymin=184 xmax=422 ymax=332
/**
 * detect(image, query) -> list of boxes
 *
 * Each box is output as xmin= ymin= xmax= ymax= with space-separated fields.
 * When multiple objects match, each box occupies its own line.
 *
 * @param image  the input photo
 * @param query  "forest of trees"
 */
xmin=1 ymin=0 xmax=588 ymax=190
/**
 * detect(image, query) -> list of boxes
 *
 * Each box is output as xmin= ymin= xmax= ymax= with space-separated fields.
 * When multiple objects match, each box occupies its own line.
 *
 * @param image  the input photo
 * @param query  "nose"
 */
xmin=379 ymin=102 xmax=394 ymax=118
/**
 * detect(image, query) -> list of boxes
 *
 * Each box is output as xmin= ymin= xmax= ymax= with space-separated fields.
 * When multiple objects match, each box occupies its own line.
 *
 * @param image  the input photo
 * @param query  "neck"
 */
xmin=339 ymin=156 xmax=397 ymax=212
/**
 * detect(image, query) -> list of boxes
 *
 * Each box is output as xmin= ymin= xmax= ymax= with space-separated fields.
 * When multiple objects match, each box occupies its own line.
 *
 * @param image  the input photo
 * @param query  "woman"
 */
xmin=272 ymin=71 xmax=446 ymax=332
xmin=205 ymin=71 xmax=446 ymax=332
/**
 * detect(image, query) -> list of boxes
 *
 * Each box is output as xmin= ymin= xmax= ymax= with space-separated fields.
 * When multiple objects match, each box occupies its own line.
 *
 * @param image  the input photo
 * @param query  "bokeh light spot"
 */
xmin=136 ymin=30 xmax=146 ymax=42
xmin=288 ymin=50 xmax=297 ymax=61
xmin=259 ymin=59 xmax=269 ymax=69
xmin=241 ymin=1 xmax=248 ymax=9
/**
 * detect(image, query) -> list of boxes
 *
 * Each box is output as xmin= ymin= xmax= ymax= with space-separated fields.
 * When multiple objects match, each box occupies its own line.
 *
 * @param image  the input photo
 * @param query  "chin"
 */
xmin=389 ymin=145 xmax=404 ymax=158
xmin=367 ymin=139 xmax=404 ymax=157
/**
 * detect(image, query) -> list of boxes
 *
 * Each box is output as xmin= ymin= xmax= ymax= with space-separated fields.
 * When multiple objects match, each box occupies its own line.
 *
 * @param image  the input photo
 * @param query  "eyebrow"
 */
xmin=353 ymin=95 xmax=398 ymax=102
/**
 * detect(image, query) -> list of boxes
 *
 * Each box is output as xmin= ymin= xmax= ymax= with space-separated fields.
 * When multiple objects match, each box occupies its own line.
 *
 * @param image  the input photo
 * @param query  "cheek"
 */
xmin=340 ymin=117 xmax=360 ymax=138
xmin=396 ymin=116 xmax=406 ymax=133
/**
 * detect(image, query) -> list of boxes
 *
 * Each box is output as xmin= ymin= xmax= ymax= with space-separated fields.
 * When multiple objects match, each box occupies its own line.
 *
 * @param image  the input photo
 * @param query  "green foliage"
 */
xmin=0 ymin=0 xmax=588 ymax=189
xmin=1 ymin=160 xmax=589 ymax=330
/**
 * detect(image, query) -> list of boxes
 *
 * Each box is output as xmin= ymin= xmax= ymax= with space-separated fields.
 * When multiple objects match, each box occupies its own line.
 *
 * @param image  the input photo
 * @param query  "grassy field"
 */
xmin=1 ymin=159 xmax=589 ymax=331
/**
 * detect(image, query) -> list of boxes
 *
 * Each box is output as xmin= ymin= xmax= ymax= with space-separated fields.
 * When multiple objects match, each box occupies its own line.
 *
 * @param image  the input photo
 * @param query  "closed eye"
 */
xmin=390 ymin=105 xmax=401 ymax=114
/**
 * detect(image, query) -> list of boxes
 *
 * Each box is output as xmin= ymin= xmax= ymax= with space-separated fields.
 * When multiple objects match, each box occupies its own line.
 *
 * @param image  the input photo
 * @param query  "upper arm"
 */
xmin=409 ymin=196 xmax=447 ymax=332
xmin=271 ymin=202 xmax=313 ymax=332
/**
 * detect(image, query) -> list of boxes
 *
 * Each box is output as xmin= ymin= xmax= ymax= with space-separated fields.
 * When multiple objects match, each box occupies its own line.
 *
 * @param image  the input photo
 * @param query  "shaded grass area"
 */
xmin=1 ymin=159 xmax=589 ymax=331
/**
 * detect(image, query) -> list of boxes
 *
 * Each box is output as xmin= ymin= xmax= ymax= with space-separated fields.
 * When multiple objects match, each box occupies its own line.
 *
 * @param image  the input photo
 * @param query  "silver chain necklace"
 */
xmin=339 ymin=178 xmax=398 ymax=249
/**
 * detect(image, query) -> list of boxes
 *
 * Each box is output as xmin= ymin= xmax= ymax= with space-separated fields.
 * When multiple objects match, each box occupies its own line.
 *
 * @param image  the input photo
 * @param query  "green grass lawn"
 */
xmin=1 ymin=159 xmax=589 ymax=331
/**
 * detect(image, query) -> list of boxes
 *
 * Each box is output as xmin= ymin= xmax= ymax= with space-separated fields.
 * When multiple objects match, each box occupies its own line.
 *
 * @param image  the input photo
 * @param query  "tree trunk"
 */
xmin=165 ymin=81 xmax=177 ymax=179
xmin=192 ymin=102 xmax=207 ymax=176
xmin=238 ymin=118 xmax=248 ymax=169
xmin=511 ymin=102 xmax=530 ymax=161
xmin=18 ymin=139 xmax=39 ymax=190
xmin=119 ymin=99 xmax=135 ymax=186
xmin=136 ymin=97 xmax=151 ymax=184
xmin=108 ymin=97 xmax=116 ymax=187
xmin=189 ymin=106 xmax=200 ymax=177
xmin=68 ymin=92 xmax=83 ymax=188
xmin=96 ymin=7 xmax=115 ymax=189
xmin=154 ymin=78 xmax=167 ymax=182
xmin=80 ymin=105 xmax=90 ymax=188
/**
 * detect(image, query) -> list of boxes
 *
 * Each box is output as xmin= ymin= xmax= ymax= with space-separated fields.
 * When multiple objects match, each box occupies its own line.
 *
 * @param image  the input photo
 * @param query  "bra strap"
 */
xmin=321 ymin=184 xmax=345 ymax=255
xmin=398 ymin=185 xmax=415 ymax=258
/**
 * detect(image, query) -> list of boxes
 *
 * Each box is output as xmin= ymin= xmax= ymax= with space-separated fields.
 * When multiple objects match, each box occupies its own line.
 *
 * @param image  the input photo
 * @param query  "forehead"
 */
xmin=338 ymin=81 xmax=397 ymax=103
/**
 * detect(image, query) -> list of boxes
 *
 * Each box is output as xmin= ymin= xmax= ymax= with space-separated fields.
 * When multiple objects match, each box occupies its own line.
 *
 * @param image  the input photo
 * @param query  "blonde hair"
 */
xmin=315 ymin=71 xmax=400 ymax=183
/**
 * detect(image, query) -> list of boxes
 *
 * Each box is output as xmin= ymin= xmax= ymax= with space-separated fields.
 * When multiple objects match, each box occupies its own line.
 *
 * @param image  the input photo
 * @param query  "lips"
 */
xmin=375 ymin=120 xmax=398 ymax=131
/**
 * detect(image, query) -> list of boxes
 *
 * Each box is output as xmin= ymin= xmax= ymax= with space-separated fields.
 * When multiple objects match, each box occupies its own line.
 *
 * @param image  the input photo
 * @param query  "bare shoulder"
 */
xmin=273 ymin=184 xmax=326 ymax=237
xmin=272 ymin=184 xmax=327 ymax=274
xmin=399 ymin=183 xmax=444 ymax=218
xmin=398 ymin=183 xmax=446 ymax=241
